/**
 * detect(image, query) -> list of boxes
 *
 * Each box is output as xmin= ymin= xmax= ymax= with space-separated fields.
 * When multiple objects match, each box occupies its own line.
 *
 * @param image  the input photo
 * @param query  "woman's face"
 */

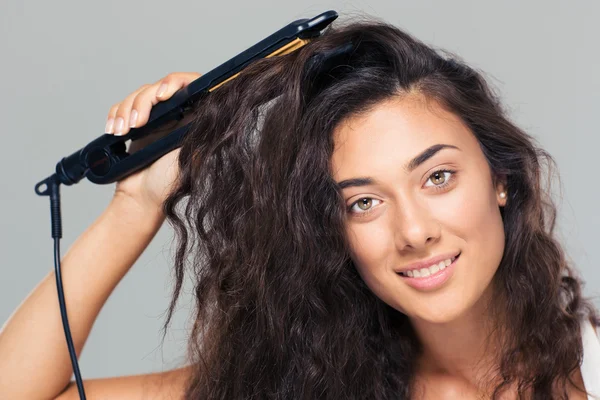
xmin=331 ymin=93 xmax=507 ymax=324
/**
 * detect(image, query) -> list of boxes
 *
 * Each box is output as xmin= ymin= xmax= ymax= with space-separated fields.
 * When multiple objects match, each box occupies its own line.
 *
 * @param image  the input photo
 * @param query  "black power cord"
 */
xmin=36 ymin=174 xmax=87 ymax=400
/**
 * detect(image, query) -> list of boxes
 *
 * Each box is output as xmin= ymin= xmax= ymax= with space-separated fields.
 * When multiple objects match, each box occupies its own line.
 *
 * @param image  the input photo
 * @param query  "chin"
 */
xmin=399 ymin=291 xmax=477 ymax=325
xmin=408 ymin=304 xmax=466 ymax=325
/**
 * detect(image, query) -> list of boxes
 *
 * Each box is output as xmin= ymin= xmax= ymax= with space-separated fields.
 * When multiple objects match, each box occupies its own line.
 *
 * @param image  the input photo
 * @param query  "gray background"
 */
xmin=1 ymin=0 xmax=598 ymax=378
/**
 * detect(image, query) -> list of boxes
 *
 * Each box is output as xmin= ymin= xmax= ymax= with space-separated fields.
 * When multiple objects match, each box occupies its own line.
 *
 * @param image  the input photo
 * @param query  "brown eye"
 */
xmin=431 ymin=171 xmax=446 ymax=185
xmin=357 ymin=198 xmax=372 ymax=210
xmin=424 ymin=169 xmax=456 ymax=190
xmin=347 ymin=198 xmax=382 ymax=217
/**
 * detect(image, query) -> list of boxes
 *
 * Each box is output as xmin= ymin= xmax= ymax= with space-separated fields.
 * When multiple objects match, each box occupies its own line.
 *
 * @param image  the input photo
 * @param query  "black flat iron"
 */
xmin=35 ymin=10 xmax=338 ymax=193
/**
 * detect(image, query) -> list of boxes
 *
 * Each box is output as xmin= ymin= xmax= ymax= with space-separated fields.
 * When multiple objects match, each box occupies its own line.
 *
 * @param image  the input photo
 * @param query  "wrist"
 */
xmin=109 ymin=191 xmax=166 ymax=233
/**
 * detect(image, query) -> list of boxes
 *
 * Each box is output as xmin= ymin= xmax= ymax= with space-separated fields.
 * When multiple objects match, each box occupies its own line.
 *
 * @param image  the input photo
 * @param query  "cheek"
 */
xmin=346 ymin=222 xmax=391 ymax=285
xmin=442 ymin=179 xmax=505 ymax=269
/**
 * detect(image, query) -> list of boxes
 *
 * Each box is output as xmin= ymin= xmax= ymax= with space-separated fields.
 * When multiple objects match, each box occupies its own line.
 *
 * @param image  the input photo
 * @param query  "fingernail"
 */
xmin=129 ymin=110 xmax=138 ymax=127
xmin=105 ymin=118 xmax=114 ymax=133
xmin=156 ymin=83 xmax=168 ymax=98
xmin=114 ymin=117 xmax=124 ymax=135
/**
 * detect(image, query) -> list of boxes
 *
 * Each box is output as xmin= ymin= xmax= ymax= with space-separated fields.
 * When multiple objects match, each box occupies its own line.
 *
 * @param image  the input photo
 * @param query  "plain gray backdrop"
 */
xmin=1 ymin=0 xmax=598 ymax=379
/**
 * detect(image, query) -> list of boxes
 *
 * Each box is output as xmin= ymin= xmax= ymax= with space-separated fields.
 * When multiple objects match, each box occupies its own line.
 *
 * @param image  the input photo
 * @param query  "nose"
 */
xmin=393 ymin=195 xmax=441 ymax=252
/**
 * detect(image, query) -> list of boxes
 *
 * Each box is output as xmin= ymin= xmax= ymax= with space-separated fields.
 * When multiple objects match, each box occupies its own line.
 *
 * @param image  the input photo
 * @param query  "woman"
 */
xmin=1 ymin=16 xmax=599 ymax=399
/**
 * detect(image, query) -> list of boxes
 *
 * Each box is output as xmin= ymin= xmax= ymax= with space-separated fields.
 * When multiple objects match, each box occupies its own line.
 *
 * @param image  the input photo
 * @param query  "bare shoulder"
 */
xmin=411 ymin=368 xmax=589 ymax=400
xmin=54 ymin=365 xmax=193 ymax=400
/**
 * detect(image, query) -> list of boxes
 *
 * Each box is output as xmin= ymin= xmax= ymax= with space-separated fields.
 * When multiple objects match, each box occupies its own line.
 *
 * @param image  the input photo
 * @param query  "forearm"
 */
xmin=0 ymin=193 xmax=165 ymax=400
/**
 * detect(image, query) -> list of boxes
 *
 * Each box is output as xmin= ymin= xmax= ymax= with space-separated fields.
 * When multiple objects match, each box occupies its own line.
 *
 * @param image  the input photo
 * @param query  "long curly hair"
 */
xmin=160 ymin=14 xmax=600 ymax=399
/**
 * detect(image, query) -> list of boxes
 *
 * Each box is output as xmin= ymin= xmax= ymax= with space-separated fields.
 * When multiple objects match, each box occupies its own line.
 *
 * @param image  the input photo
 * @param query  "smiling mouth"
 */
xmin=398 ymin=252 xmax=461 ymax=278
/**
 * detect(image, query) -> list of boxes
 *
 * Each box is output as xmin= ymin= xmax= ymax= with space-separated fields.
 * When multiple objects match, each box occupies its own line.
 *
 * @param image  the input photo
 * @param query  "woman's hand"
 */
xmin=105 ymin=72 xmax=202 ymax=212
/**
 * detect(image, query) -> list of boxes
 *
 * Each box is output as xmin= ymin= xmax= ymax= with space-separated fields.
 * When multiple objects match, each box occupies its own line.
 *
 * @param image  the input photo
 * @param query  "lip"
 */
xmin=395 ymin=251 xmax=461 ymax=274
xmin=397 ymin=253 xmax=460 ymax=291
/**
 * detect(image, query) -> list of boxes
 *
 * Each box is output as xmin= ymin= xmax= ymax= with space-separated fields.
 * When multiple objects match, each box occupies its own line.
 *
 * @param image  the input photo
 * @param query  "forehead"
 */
xmin=331 ymin=94 xmax=474 ymax=179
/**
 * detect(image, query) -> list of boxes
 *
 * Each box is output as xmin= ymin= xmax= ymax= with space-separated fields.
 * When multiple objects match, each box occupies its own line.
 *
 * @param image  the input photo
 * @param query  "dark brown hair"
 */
xmin=161 ymin=14 xmax=600 ymax=399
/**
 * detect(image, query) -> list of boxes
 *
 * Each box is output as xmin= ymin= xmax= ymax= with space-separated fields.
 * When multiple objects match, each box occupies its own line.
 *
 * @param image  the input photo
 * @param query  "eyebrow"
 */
xmin=336 ymin=143 xmax=461 ymax=190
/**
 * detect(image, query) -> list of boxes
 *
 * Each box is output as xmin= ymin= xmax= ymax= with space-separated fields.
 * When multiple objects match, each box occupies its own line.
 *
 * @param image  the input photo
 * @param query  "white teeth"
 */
xmin=399 ymin=256 xmax=457 ymax=278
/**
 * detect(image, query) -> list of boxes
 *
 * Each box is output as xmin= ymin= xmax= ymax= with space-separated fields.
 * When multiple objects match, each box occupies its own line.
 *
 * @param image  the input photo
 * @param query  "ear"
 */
xmin=494 ymin=174 xmax=508 ymax=207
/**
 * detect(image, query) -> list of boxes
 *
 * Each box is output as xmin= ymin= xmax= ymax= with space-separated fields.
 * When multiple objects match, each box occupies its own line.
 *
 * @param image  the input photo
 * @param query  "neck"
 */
xmin=410 ymin=284 xmax=503 ymax=390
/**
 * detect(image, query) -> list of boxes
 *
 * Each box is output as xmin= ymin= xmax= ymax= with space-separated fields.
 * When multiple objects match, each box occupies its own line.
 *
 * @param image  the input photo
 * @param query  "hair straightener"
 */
xmin=36 ymin=10 xmax=338 ymax=191
xmin=33 ymin=10 xmax=338 ymax=400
